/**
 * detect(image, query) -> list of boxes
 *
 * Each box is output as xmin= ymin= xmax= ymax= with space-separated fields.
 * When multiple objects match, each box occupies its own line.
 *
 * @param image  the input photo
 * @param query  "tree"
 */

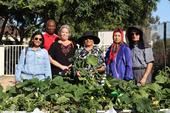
xmin=0 ymin=0 xmax=159 ymax=44
xmin=149 ymin=16 xmax=160 ymax=24
xmin=0 ymin=0 xmax=44 ymax=44
xmin=124 ymin=0 xmax=159 ymax=27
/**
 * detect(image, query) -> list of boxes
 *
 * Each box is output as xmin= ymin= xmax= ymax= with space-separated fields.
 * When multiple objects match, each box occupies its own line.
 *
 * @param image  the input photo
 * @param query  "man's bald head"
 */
xmin=46 ymin=19 xmax=56 ymax=35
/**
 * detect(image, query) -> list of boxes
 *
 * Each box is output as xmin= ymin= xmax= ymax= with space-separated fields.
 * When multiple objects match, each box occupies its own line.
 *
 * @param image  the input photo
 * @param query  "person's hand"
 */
xmin=68 ymin=64 xmax=72 ymax=68
xmin=139 ymin=77 xmax=147 ymax=86
xmin=76 ymin=71 xmax=81 ymax=77
xmin=60 ymin=65 xmax=69 ymax=71
xmin=60 ymin=64 xmax=72 ymax=71
xmin=11 ymin=80 xmax=19 ymax=85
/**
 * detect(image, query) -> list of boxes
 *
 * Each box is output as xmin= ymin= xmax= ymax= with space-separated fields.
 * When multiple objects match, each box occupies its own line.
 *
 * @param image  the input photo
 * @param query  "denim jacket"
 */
xmin=15 ymin=47 xmax=52 ymax=81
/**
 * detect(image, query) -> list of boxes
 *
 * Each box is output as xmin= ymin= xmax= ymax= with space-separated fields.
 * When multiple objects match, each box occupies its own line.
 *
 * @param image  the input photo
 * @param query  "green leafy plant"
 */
xmin=0 ymin=67 xmax=170 ymax=112
xmin=73 ymin=54 xmax=104 ymax=85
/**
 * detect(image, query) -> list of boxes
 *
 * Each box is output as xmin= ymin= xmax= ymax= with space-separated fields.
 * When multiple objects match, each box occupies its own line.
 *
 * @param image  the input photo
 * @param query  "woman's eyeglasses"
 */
xmin=34 ymin=38 xmax=42 ymax=41
xmin=131 ymin=32 xmax=140 ymax=36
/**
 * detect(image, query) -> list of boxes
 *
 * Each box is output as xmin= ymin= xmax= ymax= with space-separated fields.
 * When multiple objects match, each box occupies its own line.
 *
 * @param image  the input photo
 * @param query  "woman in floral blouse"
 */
xmin=74 ymin=32 xmax=105 ymax=84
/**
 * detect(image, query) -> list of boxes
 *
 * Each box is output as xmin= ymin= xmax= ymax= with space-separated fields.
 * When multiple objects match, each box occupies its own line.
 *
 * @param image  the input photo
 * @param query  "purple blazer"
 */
xmin=105 ymin=43 xmax=133 ymax=80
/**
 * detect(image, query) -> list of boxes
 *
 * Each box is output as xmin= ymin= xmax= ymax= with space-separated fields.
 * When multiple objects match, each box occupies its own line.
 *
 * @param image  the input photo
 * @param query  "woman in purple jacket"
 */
xmin=105 ymin=28 xmax=133 ymax=80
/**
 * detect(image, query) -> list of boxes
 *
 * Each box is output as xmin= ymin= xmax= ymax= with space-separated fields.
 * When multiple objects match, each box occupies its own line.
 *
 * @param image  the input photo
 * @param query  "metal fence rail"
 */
xmin=1 ymin=44 xmax=110 ymax=76
xmin=1 ymin=44 xmax=168 ymax=76
xmin=3 ymin=45 xmax=27 ymax=76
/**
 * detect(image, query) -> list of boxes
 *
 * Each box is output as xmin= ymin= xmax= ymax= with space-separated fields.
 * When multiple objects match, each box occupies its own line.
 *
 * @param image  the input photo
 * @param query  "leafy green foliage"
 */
xmin=0 ymin=67 xmax=170 ymax=112
xmin=73 ymin=54 xmax=104 ymax=85
xmin=86 ymin=55 xmax=98 ymax=66
xmin=0 ymin=0 xmax=159 ymax=43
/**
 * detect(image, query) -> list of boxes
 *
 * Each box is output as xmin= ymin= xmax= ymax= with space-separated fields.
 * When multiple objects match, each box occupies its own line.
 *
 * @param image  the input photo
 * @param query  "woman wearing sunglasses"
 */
xmin=126 ymin=26 xmax=154 ymax=86
xmin=74 ymin=31 xmax=106 ymax=85
xmin=15 ymin=31 xmax=52 ymax=82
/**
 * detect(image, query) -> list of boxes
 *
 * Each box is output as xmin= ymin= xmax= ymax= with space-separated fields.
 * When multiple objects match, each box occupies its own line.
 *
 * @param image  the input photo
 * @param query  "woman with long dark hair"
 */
xmin=15 ymin=31 xmax=51 ymax=82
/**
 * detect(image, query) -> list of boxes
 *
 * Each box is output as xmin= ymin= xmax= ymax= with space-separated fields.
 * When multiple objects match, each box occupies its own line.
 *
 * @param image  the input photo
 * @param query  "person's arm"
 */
xmin=97 ymin=66 xmax=105 ymax=73
xmin=48 ymin=42 xmax=70 ymax=71
xmin=49 ymin=55 xmax=70 ymax=71
xmin=104 ymin=46 xmax=111 ymax=64
xmin=15 ymin=49 xmax=25 ymax=82
xmin=97 ymin=48 xmax=106 ymax=73
xmin=74 ymin=49 xmax=82 ymax=77
xmin=124 ymin=47 xmax=133 ymax=80
xmin=140 ymin=48 xmax=154 ymax=85
xmin=43 ymin=50 xmax=52 ymax=79
xmin=140 ymin=62 xmax=153 ymax=85
xmin=105 ymin=46 xmax=111 ymax=75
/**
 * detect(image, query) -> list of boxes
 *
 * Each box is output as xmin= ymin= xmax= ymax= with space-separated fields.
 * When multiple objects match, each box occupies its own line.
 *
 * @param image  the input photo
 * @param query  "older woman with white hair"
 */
xmin=49 ymin=25 xmax=76 ymax=78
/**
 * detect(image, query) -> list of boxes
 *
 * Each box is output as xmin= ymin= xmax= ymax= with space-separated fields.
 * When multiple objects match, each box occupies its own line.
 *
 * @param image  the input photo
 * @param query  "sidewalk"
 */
xmin=0 ymin=75 xmax=15 ymax=91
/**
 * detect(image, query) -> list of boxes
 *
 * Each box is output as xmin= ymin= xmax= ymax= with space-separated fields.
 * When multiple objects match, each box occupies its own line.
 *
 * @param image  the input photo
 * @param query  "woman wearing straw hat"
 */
xmin=74 ymin=31 xmax=106 ymax=84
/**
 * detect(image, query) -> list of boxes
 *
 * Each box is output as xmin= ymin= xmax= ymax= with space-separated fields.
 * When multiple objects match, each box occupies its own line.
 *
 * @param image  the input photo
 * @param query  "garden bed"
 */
xmin=0 ymin=67 xmax=170 ymax=113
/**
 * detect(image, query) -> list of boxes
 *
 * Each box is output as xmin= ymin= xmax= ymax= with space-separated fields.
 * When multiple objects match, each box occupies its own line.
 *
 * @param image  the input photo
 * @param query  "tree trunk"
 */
xmin=0 ymin=16 xmax=9 ymax=44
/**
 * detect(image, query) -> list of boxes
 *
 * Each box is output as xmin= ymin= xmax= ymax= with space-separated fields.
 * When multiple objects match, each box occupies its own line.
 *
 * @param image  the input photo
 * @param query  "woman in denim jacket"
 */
xmin=15 ymin=31 xmax=52 ymax=82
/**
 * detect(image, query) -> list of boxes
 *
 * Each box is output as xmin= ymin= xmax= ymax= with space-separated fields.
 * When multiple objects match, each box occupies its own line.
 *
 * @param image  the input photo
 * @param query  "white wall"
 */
xmin=98 ymin=31 xmax=127 ymax=53
xmin=0 ymin=46 xmax=4 ymax=76
xmin=98 ymin=31 xmax=113 ymax=47
xmin=98 ymin=31 xmax=127 ymax=46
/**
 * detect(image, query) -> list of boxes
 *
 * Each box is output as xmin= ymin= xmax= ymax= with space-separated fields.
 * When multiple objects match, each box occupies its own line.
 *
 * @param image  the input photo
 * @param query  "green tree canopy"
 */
xmin=0 ymin=0 xmax=159 ymax=44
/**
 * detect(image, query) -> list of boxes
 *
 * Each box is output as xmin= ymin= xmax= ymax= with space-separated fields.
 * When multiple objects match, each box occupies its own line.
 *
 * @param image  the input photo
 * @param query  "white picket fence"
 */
xmin=0 ymin=44 xmax=110 ymax=76
xmin=0 ymin=45 xmax=27 ymax=76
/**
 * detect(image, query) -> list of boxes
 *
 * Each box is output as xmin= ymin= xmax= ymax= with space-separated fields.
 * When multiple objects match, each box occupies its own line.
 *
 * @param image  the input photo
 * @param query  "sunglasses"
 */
xmin=131 ymin=32 xmax=140 ymax=36
xmin=34 ymin=37 xmax=42 ymax=41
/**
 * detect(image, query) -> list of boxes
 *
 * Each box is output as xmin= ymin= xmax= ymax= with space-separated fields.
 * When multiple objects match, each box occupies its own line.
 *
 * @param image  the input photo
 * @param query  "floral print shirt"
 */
xmin=74 ymin=46 xmax=106 ymax=85
xmin=74 ymin=46 xmax=105 ymax=71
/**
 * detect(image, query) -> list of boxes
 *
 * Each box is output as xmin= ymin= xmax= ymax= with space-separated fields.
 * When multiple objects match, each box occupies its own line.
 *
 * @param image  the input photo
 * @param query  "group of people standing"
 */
xmin=15 ymin=19 xmax=154 ymax=86
xmin=105 ymin=27 xmax=154 ymax=85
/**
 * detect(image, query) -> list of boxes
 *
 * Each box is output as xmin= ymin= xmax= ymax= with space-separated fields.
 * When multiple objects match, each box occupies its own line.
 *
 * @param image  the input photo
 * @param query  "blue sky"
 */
xmin=152 ymin=0 xmax=170 ymax=23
